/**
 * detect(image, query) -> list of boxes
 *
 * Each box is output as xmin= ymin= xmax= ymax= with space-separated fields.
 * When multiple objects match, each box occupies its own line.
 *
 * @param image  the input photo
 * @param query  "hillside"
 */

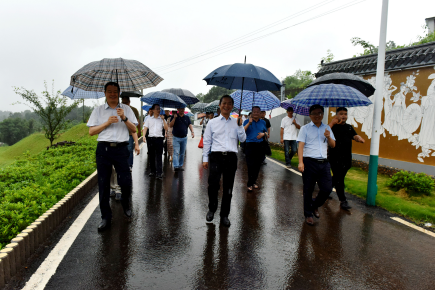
xmin=0 ymin=123 xmax=96 ymax=168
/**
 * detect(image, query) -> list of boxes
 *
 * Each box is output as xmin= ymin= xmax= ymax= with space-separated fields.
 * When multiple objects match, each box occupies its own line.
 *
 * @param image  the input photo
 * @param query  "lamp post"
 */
xmin=367 ymin=0 xmax=389 ymax=206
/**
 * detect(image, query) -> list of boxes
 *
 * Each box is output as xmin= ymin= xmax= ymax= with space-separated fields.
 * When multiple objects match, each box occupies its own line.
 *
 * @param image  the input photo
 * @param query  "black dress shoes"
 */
xmin=340 ymin=201 xmax=352 ymax=210
xmin=220 ymin=217 xmax=231 ymax=227
xmin=206 ymin=211 xmax=214 ymax=222
xmin=98 ymin=219 xmax=111 ymax=231
xmin=124 ymin=209 xmax=132 ymax=218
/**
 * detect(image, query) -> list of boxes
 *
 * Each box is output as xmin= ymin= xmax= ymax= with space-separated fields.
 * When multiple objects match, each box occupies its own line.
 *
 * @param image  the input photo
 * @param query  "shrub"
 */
xmin=0 ymin=138 xmax=97 ymax=249
xmin=387 ymin=170 xmax=435 ymax=196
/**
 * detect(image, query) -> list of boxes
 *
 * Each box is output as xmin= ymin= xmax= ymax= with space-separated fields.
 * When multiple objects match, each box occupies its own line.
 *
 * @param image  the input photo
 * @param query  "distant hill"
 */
xmin=0 ymin=123 xmax=96 ymax=168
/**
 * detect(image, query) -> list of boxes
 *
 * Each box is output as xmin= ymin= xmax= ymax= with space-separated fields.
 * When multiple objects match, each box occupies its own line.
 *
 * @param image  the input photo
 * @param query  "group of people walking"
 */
xmin=87 ymin=82 xmax=364 ymax=231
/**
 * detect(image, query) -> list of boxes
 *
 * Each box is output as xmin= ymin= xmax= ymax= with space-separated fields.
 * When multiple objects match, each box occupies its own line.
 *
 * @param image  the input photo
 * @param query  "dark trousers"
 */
xmin=284 ymin=140 xmax=297 ymax=165
xmin=208 ymin=152 xmax=238 ymax=217
xmin=245 ymin=142 xmax=265 ymax=187
xmin=96 ymin=142 xmax=132 ymax=220
xmin=127 ymin=135 xmax=134 ymax=167
xmin=330 ymin=159 xmax=351 ymax=202
xmin=302 ymin=157 xmax=332 ymax=217
xmin=148 ymin=137 xmax=164 ymax=175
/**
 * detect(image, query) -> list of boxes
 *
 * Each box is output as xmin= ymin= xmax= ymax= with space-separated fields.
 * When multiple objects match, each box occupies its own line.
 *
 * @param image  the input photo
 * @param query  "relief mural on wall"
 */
xmin=331 ymin=66 xmax=435 ymax=163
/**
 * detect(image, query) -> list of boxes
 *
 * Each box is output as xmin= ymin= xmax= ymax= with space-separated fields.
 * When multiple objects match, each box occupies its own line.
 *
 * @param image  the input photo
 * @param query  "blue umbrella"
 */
xmin=161 ymin=88 xmax=199 ymax=105
xmin=230 ymin=90 xmax=280 ymax=111
xmin=291 ymin=84 xmax=372 ymax=108
xmin=280 ymin=99 xmax=310 ymax=116
xmin=61 ymin=86 xmax=105 ymax=99
xmin=141 ymin=91 xmax=187 ymax=109
xmin=203 ymin=59 xmax=281 ymax=113
xmin=185 ymin=112 xmax=194 ymax=117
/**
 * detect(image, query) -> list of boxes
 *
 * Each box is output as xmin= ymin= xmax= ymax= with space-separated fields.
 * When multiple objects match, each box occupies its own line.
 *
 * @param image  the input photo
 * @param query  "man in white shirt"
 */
xmin=87 ymin=82 xmax=139 ymax=231
xmin=143 ymin=104 xmax=168 ymax=179
xmin=203 ymin=95 xmax=246 ymax=227
xmin=280 ymin=107 xmax=301 ymax=168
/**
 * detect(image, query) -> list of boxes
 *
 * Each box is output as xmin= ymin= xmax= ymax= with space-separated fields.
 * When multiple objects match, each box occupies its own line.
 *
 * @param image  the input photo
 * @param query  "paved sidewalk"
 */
xmin=16 ymin=127 xmax=435 ymax=289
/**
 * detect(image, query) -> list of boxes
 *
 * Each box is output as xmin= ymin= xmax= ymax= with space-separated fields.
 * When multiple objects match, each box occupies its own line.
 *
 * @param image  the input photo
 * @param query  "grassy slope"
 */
xmin=270 ymin=149 xmax=435 ymax=225
xmin=0 ymin=124 xmax=93 ymax=168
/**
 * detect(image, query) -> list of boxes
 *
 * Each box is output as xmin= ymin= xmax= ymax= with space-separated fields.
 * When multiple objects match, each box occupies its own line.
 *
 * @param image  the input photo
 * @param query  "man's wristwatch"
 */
xmin=121 ymin=116 xmax=128 ymax=122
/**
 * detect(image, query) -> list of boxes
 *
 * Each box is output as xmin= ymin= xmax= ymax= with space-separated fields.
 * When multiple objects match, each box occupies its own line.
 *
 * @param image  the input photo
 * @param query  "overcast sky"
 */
xmin=1 ymin=0 xmax=433 ymax=112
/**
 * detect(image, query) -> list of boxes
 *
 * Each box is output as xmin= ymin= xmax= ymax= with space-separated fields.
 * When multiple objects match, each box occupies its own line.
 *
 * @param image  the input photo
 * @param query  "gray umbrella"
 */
xmin=307 ymin=72 xmax=375 ymax=97
xmin=204 ymin=100 xmax=238 ymax=113
xmin=161 ymin=88 xmax=199 ymax=105
xmin=191 ymin=102 xmax=207 ymax=113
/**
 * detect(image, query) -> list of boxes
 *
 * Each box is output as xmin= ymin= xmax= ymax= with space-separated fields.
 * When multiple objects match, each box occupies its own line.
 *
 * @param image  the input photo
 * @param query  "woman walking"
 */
xmin=243 ymin=106 xmax=268 ymax=192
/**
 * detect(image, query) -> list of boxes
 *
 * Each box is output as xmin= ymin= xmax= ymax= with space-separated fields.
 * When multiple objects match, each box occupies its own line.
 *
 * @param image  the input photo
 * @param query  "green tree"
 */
xmin=283 ymin=70 xmax=314 ymax=90
xmin=318 ymin=49 xmax=335 ymax=69
xmin=202 ymin=86 xmax=234 ymax=103
xmin=14 ymin=81 xmax=80 ymax=146
xmin=195 ymin=93 xmax=205 ymax=103
xmin=0 ymin=118 xmax=31 ymax=145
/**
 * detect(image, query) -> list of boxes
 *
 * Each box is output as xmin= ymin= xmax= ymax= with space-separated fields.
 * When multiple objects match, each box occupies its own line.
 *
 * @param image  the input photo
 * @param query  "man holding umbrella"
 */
xmin=297 ymin=104 xmax=335 ymax=226
xmin=87 ymin=82 xmax=139 ymax=231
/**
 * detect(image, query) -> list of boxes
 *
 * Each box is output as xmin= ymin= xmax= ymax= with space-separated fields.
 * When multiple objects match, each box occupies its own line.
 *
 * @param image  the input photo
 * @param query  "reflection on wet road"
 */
xmin=43 ymin=127 xmax=435 ymax=289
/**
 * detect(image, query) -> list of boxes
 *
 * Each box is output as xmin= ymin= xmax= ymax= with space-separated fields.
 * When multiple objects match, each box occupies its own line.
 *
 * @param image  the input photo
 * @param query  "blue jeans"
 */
xmin=172 ymin=136 xmax=187 ymax=168
xmin=127 ymin=135 xmax=134 ymax=167
xmin=284 ymin=140 xmax=297 ymax=166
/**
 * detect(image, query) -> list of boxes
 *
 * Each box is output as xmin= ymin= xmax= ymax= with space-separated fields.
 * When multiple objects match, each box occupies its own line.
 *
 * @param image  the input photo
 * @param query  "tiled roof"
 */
xmin=315 ymin=41 xmax=435 ymax=77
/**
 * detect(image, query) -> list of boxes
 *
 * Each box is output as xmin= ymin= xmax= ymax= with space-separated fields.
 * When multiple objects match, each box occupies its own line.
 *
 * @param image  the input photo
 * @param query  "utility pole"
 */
xmin=140 ymin=89 xmax=144 ymax=130
xmin=367 ymin=0 xmax=389 ymax=206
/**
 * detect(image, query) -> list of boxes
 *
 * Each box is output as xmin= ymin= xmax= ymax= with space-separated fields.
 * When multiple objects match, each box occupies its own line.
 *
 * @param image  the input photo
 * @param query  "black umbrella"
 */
xmin=161 ymin=88 xmax=199 ymax=105
xmin=307 ymin=72 xmax=375 ymax=97
xmin=120 ymin=91 xmax=142 ymax=98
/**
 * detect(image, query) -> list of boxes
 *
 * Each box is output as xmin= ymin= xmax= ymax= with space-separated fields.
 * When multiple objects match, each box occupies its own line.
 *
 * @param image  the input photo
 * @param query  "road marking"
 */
xmin=266 ymin=156 xmax=302 ymax=176
xmin=23 ymin=193 xmax=99 ymax=290
xmin=391 ymin=217 xmax=435 ymax=238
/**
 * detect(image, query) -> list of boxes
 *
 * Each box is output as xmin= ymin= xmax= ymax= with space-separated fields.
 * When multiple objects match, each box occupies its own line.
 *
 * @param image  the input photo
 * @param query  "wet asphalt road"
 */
xmin=21 ymin=127 xmax=435 ymax=289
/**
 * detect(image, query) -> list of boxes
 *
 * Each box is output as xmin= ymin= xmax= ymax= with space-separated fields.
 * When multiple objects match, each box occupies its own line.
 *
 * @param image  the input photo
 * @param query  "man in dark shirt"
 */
xmin=328 ymin=107 xmax=365 ymax=210
xmin=168 ymin=107 xmax=195 ymax=171
xmin=260 ymin=111 xmax=271 ymax=165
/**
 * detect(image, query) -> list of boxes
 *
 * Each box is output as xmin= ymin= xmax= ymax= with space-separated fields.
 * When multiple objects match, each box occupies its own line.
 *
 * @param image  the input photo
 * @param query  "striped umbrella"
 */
xmin=161 ymin=88 xmax=199 ymax=105
xmin=204 ymin=100 xmax=238 ymax=113
xmin=291 ymin=84 xmax=372 ymax=108
xmin=230 ymin=90 xmax=280 ymax=111
xmin=70 ymin=58 xmax=163 ymax=92
xmin=141 ymin=91 xmax=187 ymax=108
xmin=191 ymin=102 xmax=207 ymax=113
xmin=280 ymin=99 xmax=310 ymax=116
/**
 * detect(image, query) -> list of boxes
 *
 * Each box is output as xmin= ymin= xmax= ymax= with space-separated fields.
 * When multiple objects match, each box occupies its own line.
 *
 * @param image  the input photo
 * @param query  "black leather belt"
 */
xmin=212 ymin=151 xmax=236 ymax=156
xmin=98 ymin=141 xmax=128 ymax=147
xmin=304 ymin=157 xmax=328 ymax=164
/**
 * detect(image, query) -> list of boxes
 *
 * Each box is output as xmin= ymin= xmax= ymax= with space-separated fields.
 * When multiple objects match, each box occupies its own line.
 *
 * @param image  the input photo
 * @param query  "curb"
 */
xmin=0 ymin=170 xmax=98 ymax=288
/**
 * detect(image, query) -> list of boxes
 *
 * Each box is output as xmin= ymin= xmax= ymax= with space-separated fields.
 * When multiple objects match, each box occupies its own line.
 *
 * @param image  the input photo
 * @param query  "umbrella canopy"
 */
xmin=291 ymin=84 xmax=372 ymax=108
xmin=203 ymin=63 xmax=281 ymax=92
xmin=280 ymin=99 xmax=310 ymax=116
xmin=141 ymin=91 xmax=187 ymax=108
xmin=204 ymin=100 xmax=238 ymax=113
xmin=403 ymin=103 xmax=422 ymax=133
xmin=191 ymin=102 xmax=208 ymax=113
xmin=61 ymin=86 xmax=105 ymax=99
xmin=230 ymin=90 xmax=280 ymax=111
xmin=307 ymin=72 xmax=375 ymax=97
xmin=161 ymin=88 xmax=199 ymax=105
xmin=70 ymin=58 xmax=163 ymax=92
xmin=120 ymin=91 xmax=142 ymax=98
xmin=185 ymin=112 xmax=194 ymax=117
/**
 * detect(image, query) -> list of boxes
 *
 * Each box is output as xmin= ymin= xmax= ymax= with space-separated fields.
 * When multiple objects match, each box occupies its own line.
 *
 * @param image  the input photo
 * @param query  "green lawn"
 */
xmin=270 ymin=148 xmax=435 ymax=225
xmin=0 ymin=123 xmax=94 ymax=168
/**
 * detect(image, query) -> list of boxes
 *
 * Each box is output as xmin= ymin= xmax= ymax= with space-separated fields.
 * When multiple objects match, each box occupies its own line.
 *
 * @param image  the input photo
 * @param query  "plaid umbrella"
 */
xmin=280 ymin=99 xmax=310 ymax=116
xmin=191 ymin=102 xmax=207 ymax=113
xmin=307 ymin=72 xmax=375 ymax=97
xmin=141 ymin=91 xmax=187 ymax=108
xmin=204 ymin=100 xmax=238 ymax=113
xmin=70 ymin=58 xmax=163 ymax=92
xmin=291 ymin=84 xmax=372 ymax=108
xmin=161 ymin=88 xmax=199 ymax=105
xmin=230 ymin=90 xmax=280 ymax=111
xmin=61 ymin=86 xmax=105 ymax=99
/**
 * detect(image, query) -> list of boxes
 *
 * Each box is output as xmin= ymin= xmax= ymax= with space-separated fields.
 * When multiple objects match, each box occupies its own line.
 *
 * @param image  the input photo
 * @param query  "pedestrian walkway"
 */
xmin=19 ymin=127 xmax=435 ymax=289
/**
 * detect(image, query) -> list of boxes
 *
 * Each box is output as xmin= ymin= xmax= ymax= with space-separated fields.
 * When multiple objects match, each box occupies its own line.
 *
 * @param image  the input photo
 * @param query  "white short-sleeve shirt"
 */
xmin=280 ymin=116 xmax=300 ymax=141
xmin=87 ymin=103 xmax=138 ymax=142
xmin=144 ymin=116 xmax=165 ymax=137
